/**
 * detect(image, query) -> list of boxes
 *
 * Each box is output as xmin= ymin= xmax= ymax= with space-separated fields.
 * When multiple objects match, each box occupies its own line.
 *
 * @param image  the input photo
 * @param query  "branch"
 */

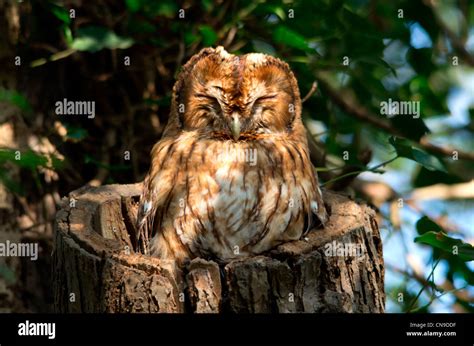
xmin=410 ymin=181 xmax=474 ymax=200
xmin=386 ymin=263 xmax=474 ymax=311
xmin=419 ymin=137 xmax=474 ymax=161
xmin=316 ymin=74 xmax=474 ymax=162
xmin=386 ymin=262 xmax=436 ymax=292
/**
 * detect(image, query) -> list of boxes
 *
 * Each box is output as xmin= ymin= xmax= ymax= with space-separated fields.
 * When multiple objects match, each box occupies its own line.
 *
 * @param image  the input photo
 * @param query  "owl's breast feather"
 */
xmin=152 ymin=135 xmax=318 ymax=262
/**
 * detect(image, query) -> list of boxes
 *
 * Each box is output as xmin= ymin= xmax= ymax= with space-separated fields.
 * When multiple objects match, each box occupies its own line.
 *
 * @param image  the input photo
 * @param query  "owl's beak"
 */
xmin=230 ymin=113 xmax=241 ymax=141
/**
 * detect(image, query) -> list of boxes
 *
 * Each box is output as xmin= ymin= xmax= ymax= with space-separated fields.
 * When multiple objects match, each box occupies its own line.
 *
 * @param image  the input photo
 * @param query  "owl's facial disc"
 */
xmin=182 ymin=50 xmax=301 ymax=140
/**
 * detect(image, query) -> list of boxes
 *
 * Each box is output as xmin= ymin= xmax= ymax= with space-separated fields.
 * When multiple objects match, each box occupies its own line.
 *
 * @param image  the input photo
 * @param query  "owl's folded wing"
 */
xmin=136 ymin=155 xmax=179 ymax=254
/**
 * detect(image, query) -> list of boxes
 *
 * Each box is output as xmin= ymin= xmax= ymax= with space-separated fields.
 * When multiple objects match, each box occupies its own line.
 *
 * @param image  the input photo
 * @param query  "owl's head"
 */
xmin=166 ymin=47 xmax=303 ymax=141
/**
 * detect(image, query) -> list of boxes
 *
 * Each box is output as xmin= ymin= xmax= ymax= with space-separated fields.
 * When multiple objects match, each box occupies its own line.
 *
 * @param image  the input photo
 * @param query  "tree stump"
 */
xmin=52 ymin=183 xmax=385 ymax=313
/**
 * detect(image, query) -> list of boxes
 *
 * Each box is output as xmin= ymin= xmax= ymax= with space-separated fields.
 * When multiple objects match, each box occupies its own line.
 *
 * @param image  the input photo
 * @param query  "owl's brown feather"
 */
xmin=137 ymin=47 xmax=327 ymax=265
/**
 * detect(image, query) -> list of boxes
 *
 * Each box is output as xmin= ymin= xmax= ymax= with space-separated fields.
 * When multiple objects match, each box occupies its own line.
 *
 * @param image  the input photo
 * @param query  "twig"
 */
xmin=386 ymin=263 xmax=437 ymax=292
xmin=407 ymin=258 xmax=441 ymax=312
xmin=302 ymin=81 xmax=318 ymax=103
xmin=321 ymin=155 xmax=399 ymax=187
xmin=410 ymin=286 xmax=468 ymax=313
xmin=30 ymin=48 xmax=76 ymax=68
xmin=222 ymin=26 xmax=238 ymax=48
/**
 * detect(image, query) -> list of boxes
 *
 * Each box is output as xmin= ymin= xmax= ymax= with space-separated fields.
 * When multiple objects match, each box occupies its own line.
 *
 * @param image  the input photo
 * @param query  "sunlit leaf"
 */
xmin=415 ymin=231 xmax=474 ymax=262
xmin=63 ymin=26 xmax=73 ymax=45
xmin=71 ymin=26 xmax=134 ymax=52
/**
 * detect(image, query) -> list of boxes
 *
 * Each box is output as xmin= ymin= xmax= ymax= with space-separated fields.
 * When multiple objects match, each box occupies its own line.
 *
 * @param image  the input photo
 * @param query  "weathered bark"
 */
xmin=52 ymin=183 xmax=385 ymax=313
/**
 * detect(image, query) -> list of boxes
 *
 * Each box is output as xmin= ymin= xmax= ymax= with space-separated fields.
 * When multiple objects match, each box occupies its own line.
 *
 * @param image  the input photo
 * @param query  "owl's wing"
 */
xmin=136 ymin=174 xmax=155 ymax=254
xmin=136 ymin=160 xmax=178 ymax=255
xmin=312 ymin=185 xmax=329 ymax=223
xmin=304 ymin=184 xmax=328 ymax=236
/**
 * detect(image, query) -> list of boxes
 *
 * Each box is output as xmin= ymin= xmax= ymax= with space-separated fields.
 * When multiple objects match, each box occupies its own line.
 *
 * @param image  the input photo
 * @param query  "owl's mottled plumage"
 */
xmin=137 ymin=46 xmax=327 ymax=265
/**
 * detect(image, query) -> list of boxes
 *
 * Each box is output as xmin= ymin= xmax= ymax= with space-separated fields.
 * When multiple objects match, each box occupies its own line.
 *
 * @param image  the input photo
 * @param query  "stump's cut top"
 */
xmin=53 ymin=183 xmax=385 ymax=313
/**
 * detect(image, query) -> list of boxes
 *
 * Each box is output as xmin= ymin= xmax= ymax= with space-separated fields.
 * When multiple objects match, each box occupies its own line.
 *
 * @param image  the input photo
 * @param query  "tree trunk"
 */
xmin=52 ymin=183 xmax=385 ymax=313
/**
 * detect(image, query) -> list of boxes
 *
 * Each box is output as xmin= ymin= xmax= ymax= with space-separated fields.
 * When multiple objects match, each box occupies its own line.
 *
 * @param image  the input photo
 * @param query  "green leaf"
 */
xmin=389 ymin=137 xmax=447 ymax=172
xmin=262 ymin=4 xmax=285 ymax=20
xmin=0 ymin=149 xmax=62 ymax=170
xmin=416 ymin=216 xmax=444 ymax=235
xmin=198 ymin=25 xmax=218 ymax=46
xmin=415 ymin=231 xmax=474 ymax=262
xmin=184 ymin=31 xmax=199 ymax=45
xmin=49 ymin=3 xmax=71 ymax=25
xmin=71 ymin=26 xmax=134 ymax=52
xmin=273 ymin=26 xmax=310 ymax=52
xmin=63 ymin=26 xmax=73 ymax=45
xmin=0 ymin=170 xmax=24 ymax=195
xmin=0 ymin=89 xmax=32 ymax=113
xmin=201 ymin=0 xmax=213 ymax=12
xmin=411 ymin=148 xmax=446 ymax=172
xmin=125 ymin=0 xmax=142 ymax=12
xmin=150 ymin=1 xmax=178 ymax=17
xmin=0 ymin=149 xmax=46 ymax=169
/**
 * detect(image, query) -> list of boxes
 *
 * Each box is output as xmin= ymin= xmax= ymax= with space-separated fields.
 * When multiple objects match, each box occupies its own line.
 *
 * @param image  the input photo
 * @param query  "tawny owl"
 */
xmin=137 ymin=46 xmax=327 ymax=265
